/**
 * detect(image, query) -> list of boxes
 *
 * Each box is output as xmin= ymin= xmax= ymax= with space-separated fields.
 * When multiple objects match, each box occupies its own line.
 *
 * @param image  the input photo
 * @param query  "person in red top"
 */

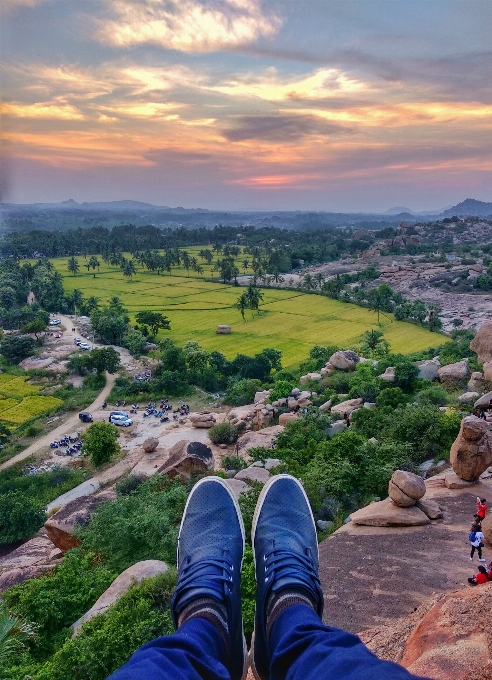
xmin=468 ymin=565 xmax=490 ymax=585
xmin=477 ymin=497 xmax=488 ymax=520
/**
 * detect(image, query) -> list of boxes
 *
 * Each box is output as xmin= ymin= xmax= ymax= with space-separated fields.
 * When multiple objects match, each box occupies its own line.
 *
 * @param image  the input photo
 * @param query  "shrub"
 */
xmin=269 ymin=379 xmax=294 ymax=403
xmin=83 ymin=422 xmax=120 ymax=467
xmin=375 ymin=387 xmax=409 ymax=409
xmin=223 ymin=378 xmax=262 ymax=406
xmin=221 ymin=455 xmax=246 ymax=472
xmin=115 ymin=474 xmax=147 ymax=496
xmin=0 ymin=491 xmax=45 ymax=545
xmin=208 ymin=422 xmax=238 ymax=445
xmin=76 ymin=475 xmax=188 ymax=572
xmin=325 ymin=371 xmax=351 ymax=394
xmin=27 ymin=572 xmax=177 ymax=680
xmin=415 ymin=385 xmax=449 ymax=406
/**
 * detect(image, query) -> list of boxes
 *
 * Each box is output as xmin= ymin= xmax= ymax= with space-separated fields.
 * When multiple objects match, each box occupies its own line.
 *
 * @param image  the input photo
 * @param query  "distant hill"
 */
xmin=384 ymin=206 xmax=415 ymax=215
xmin=441 ymin=198 xmax=492 ymax=217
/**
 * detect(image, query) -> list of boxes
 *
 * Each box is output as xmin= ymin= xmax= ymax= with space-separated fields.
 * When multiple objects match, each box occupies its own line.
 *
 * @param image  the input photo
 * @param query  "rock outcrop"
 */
xmin=329 ymin=350 xmax=360 ymax=371
xmin=470 ymin=320 xmax=492 ymax=364
xmin=449 ymin=415 xmax=492 ymax=481
xmin=45 ymin=489 xmax=116 ymax=552
xmin=437 ymin=360 xmax=470 ymax=382
xmin=468 ymin=371 xmax=484 ymax=392
xmin=483 ymin=361 xmax=492 ymax=383
xmin=350 ymin=499 xmax=430 ymax=527
xmin=0 ymin=533 xmax=62 ymax=592
xmin=361 ymin=584 xmax=492 ymax=679
xmin=388 ymin=470 xmax=426 ymax=507
xmin=278 ymin=412 xmax=299 ymax=426
xmin=414 ymin=359 xmax=440 ymax=381
xmin=330 ymin=398 xmax=363 ymax=415
xmin=457 ymin=391 xmax=480 ymax=404
xmin=158 ymin=440 xmax=214 ymax=480
xmin=235 ymin=425 xmax=283 ymax=457
xmin=189 ymin=412 xmax=216 ymax=428
xmin=474 ymin=391 xmax=492 ymax=409
xmin=234 ymin=466 xmax=270 ymax=484
xmin=72 ymin=560 xmax=170 ymax=635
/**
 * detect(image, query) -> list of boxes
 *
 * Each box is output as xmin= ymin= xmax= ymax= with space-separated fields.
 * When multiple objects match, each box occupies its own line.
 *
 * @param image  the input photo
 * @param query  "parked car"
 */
xmin=49 ymin=319 xmax=61 ymax=326
xmin=78 ymin=411 xmax=93 ymax=423
xmin=74 ymin=338 xmax=81 ymax=345
xmin=110 ymin=414 xmax=133 ymax=427
xmin=79 ymin=343 xmax=91 ymax=350
xmin=109 ymin=410 xmax=127 ymax=419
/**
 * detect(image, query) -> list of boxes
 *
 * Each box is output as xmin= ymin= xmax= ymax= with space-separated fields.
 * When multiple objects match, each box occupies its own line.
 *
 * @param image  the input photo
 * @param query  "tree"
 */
xmin=67 ymin=257 xmax=79 ymax=276
xmin=452 ymin=318 xmax=463 ymax=329
xmin=181 ymin=251 xmax=191 ymax=276
xmin=245 ymin=284 xmax=263 ymax=314
xmin=67 ymin=288 xmax=84 ymax=316
xmin=21 ymin=316 xmax=46 ymax=340
xmin=199 ymin=249 xmax=213 ymax=264
xmin=91 ymin=309 xmax=128 ymax=345
xmin=0 ymin=491 xmax=45 ymax=545
xmin=83 ymin=421 xmax=120 ymax=467
xmin=0 ymin=286 xmax=16 ymax=310
xmin=0 ymin=335 xmax=36 ymax=364
xmin=367 ymin=284 xmax=393 ymax=324
xmin=135 ymin=311 xmax=171 ymax=337
xmin=86 ymin=347 xmax=120 ymax=374
xmin=237 ymin=292 xmax=248 ymax=320
xmin=88 ymin=256 xmax=100 ymax=277
xmin=122 ymin=259 xmax=137 ymax=280
xmin=360 ymin=329 xmax=390 ymax=358
xmin=123 ymin=329 xmax=146 ymax=357
xmin=242 ymin=259 xmax=249 ymax=273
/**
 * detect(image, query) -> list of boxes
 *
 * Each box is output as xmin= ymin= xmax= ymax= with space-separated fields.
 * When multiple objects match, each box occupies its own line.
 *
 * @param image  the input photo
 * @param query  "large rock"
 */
xmin=254 ymin=390 xmax=270 ymax=405
xmin=483 ymin=361 xmax=492 ymax=383
xmin=330 ymin=398 xmax=363 ymax=415
xmin=457 ymin=391 xmax=480 ymax=404
xmin=235 ymin=425 xmax=283 ymax=457
xmin=474 ymin=390 xmax=492 ymax=409
xmin=329 ymin=350 xmax=360 ymax=371
xmin=319 ymin=399 xmax=332 ymax=412
xmin=234 ymin=466 xmax=270 ymax=484
xmin=388 ymin=470 xmax=426 ymax=507
xmin=189 ymin=413 xmax=216 ymax=428
xmin=45 ymin=489 xmax=116 ymax=552
xmin=350 ymin=499 xmax=430 ymax=527
xmin=327 ymin=421 xmax=347 ymax=437
xmin=158 ymin=440 xmax=214 ymax=480
xmin=414 ymin=359 xmax=440 ymax=381
xmin=470 ymin=320 xmax=492 ymax=364
xmin=361 ymin=585 xmax=492 ymax=679
xmin=438 ymin=360 xmax=470 ymax=382
xmin=72 ymin=560 xmax=169 ymax=635
xmin=379 ymin=367 xmax=395 ymax=382
xmin=449 ymin=415 xmax=492 ymax=481
xmin=142 ymin=437 xmax=159 ymax=453
xmin=0 ymin=533 xmax=61 ymax=592
xmin=416 ymin=498 xmax=443 ymax=520
xmin=468 ymin=371 xmax=484 ymax=392
xmin=444 ymin=471 xmax=479 ymax=489
xmin=278 ymin=412 xmax=299 ymax=426
xmin=131 ymin=448 xmax=169 ymax=478
xmin=480 ymin=513 xmax=492 ymax=546
xmin=224 ymin=478 xmax=249 ymax=499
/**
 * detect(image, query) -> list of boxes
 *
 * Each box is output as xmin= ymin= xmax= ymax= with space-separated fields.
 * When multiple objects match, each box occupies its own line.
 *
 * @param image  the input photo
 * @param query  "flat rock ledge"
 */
xmin=350 ymin=499 xmax=431 ymax=527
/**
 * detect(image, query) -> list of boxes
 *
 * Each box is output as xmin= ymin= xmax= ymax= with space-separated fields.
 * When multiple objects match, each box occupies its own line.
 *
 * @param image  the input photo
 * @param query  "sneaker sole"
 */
xmin=250 ymin=475 xmax=318 ymax=680
xmin=177 ymin=476 xmax=248 ymax=680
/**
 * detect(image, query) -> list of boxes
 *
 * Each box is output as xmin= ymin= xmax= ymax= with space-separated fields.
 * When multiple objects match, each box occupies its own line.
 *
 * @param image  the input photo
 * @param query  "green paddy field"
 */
xmin=53 ymin=248 xmax=446 ymax=367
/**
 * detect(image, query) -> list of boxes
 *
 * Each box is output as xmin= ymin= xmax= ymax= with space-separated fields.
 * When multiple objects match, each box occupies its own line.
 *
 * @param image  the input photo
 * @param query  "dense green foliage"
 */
xmin=0 ymin=492 xmax=45 ymax=546
xmin=207 ymin=422 xmax=239 ymax=445
xmin=76 ymin=476 xmax=188 ymax=572
xmin=83 ymin=422 xmax=120 ymax=467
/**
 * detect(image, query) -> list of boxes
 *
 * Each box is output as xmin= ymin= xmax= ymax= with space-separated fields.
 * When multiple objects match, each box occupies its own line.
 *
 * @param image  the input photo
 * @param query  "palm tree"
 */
xmin=237 ymin=292 xmax=248 ymax=320
xmin=242 ymin=259 xmax=249 ymax=273
xmin=122 ymin=259 xmax=137 ymax=280
xmin=88 ymin=256 xmax=100 ymax=277
xmin=272 ymin=270 xmax=284 ymax=285
xmin=302 ymin=273 xmax=315 ymax=291
xmin=67 ymin=256 xmax=79 ymax=276
xmin=313 ymin=273 xmax=325 ymax=290
xmin=0 ymin=604 xmax=37 ymax=667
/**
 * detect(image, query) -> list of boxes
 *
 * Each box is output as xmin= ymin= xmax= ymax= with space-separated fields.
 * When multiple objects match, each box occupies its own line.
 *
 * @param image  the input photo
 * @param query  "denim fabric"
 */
xmin=107 ymin=618 xmax=229 ymax=680
xmin=270 ymin=605 xmax=429 ymax=680
xmin=108 ymin=606 xmax=429 ymax=680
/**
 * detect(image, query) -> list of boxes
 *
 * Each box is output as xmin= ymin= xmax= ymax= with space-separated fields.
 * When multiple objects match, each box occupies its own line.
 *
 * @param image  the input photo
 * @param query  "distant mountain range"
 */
xmin=1 ymin=197 xmax=491 ymax=233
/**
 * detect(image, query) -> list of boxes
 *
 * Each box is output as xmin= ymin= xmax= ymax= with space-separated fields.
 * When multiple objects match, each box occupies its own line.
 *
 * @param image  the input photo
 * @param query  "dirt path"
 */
xmin=0 ymin=371 xmax=116 ymax=472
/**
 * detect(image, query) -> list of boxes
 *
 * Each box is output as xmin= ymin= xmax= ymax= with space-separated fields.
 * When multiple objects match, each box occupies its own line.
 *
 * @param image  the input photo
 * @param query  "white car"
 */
xmin=110 ymin=415 xmax=133 ymax=427
xmin=49 ymin=319 xmax=61 ymax=326
xmin=79 ymin=343 xmax=91 ymax=350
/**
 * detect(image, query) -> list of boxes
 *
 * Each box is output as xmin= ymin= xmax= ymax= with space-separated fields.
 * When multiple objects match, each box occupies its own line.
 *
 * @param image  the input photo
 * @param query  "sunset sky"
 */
xmin=2 ymin=0 xmax=492 ymax=211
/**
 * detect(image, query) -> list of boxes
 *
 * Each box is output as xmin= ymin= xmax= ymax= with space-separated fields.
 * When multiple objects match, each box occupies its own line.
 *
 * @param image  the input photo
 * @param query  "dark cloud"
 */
xmin=221 ymin=114 xmax=354 ymax=142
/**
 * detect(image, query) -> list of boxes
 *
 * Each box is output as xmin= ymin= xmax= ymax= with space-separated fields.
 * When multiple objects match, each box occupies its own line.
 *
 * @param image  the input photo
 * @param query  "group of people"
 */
xmin=475 ymin=399 xmax=492 ymax=420
xmin=468 ymin=497 xmax=491 ymax=585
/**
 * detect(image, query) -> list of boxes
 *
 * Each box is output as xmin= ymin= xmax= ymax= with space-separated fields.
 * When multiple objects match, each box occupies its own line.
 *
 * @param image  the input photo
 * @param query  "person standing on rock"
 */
xmin=476 ymin=497 xmax=488 ymax=521
xmin=470 ymin=523 xmax=485 ymax=562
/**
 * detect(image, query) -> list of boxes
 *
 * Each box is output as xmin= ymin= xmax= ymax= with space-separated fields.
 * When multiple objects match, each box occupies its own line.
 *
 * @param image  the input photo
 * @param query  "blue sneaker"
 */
xmin=251 ymin=474 xmax=324 ymax=680
xmin=171 ymin=476 xmax=247 ymax=680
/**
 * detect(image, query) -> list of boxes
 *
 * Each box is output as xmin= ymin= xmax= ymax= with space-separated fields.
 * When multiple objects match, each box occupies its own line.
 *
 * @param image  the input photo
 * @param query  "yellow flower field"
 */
xmin=0 ymin=396 xmax=63 ymax=424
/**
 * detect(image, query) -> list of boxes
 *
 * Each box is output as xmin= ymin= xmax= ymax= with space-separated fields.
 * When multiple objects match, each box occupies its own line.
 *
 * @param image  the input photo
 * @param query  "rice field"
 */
xmin=0 ymin=375 xmax=62 ymax=426
xmin=53 ymin=251 xmax=447 ymax=367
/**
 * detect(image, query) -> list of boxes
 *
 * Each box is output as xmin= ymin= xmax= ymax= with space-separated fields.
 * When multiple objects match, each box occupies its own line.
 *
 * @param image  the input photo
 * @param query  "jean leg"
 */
xmin=107 ymin=618 xmax=230 ymax=680
xmin=268 ymin=604 xmax=429 ymax=680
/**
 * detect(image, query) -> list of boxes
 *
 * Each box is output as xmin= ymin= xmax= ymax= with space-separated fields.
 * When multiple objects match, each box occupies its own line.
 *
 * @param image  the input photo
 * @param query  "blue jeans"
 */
xmin=108 ymin=604 xmax=427 ymax=679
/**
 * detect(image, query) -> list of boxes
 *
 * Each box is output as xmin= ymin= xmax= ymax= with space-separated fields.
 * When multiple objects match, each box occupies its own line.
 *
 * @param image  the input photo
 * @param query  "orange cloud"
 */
xmin=0 ymin=101 xmax=84 ymax=120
